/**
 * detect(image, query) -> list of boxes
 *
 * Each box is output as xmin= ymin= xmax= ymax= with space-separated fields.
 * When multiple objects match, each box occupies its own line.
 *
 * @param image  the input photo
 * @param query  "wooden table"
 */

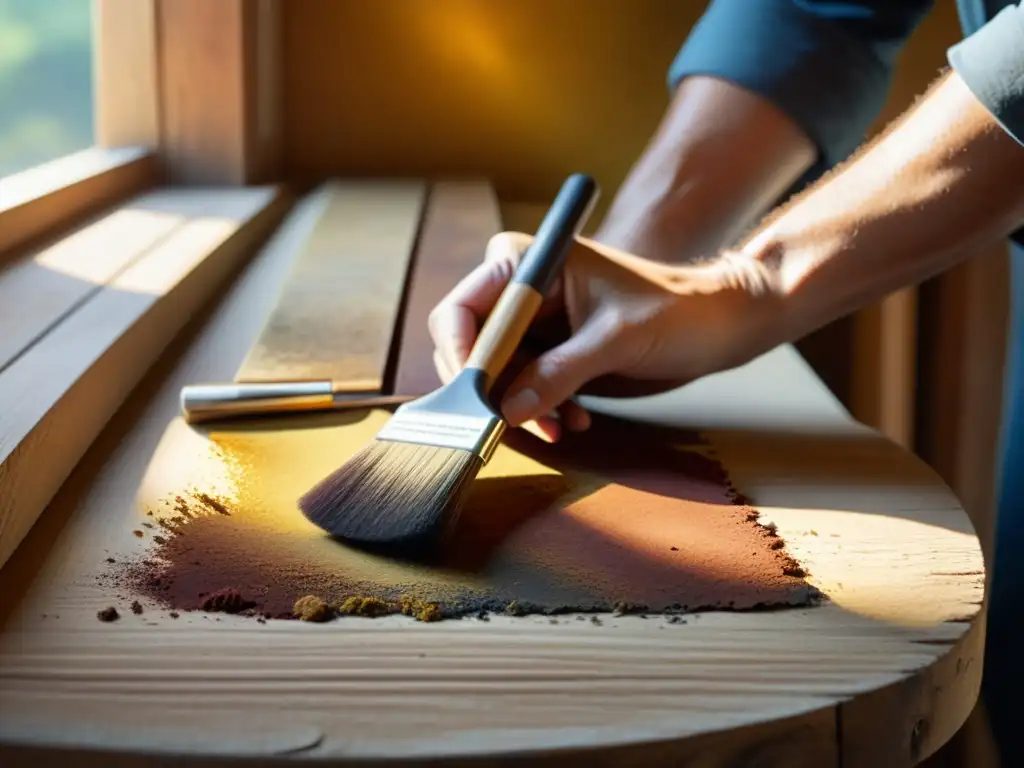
xmin=0 ymin=196 xmax=985 ymax=767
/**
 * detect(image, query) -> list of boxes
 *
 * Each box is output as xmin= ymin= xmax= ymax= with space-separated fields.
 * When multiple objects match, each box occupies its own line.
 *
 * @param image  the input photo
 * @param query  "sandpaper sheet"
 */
xmin=393 ymin=180 xmax=503 ymax=396
xmin=111 ymin=410 xmax=817 ymax=619
xmin=235 ymin=180 xmax=426 ymax=390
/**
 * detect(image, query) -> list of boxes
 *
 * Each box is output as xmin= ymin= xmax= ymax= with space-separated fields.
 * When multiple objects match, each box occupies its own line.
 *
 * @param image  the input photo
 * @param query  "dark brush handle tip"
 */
xmin=463 ymin=174 xmax=599 ymax=386
xmin=511 ymin=174 xmax=599 ymax=294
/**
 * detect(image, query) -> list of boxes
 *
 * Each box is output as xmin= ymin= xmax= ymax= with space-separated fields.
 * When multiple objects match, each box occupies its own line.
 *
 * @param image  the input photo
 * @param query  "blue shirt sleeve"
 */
xmin=948 ymin=3 xmax=1024 ymax=149
xmin=668 ymin=0 xmax=934 ymax=173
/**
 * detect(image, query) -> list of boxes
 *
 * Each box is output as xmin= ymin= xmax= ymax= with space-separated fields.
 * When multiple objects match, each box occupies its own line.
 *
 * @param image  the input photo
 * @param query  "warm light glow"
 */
xmin=113 ymin=217 xmax=237 ymax=295
xmin=136 ymin=411 xmax=981 ymax=631
xmin=138 ymin=420 xmax=241 ymax=518
xmin=423 ymin=7 xmax=512 ymax=81
xmin=33 ymin=208 xmax=183 ymax=285
xmin=0 ymin=146 xmax=148 ymax=211
xmin=754 ymin=504 xmax=984 ymax=627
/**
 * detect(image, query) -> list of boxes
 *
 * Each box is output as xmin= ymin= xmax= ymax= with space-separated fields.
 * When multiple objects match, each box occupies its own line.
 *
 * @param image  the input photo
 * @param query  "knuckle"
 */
xmin=426 ymin=305 xmax=447 ymax=343
xmin=485 ymin=231 xmax=533 ymax=264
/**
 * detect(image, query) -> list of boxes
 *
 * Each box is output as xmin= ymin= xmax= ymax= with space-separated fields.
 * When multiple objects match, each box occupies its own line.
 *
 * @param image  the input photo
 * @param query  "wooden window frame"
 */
xmin=0 ymin=0 xmax=290 ymax=569
xmin=1 ymin=0 xmax=285 ymax=260
xmin=2 ymin=1 xmax=159 ymax=258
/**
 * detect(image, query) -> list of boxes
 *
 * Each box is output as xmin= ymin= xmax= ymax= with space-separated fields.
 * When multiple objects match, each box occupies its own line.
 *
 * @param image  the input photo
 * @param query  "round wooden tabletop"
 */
xmin=0 ymin=205 xmax=985 ymax=767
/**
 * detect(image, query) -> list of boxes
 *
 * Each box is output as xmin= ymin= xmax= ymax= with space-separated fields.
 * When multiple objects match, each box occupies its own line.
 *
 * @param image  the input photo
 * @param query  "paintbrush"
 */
xmin=299 ymin=173 xmax=599 ymax=554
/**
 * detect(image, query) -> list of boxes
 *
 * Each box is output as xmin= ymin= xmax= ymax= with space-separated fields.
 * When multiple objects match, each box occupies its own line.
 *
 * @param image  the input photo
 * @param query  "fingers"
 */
xmin=430 ymin=230 xmax=594 ymax=440
xmin=428 ymin=232 xmax=537 ymax=378
xmin=428 ymin=259 xmax=511 ymax=376
xmin=561 ymin=400 xmax=592 ymax=432
xmin=484 ymin=230 xmax=533 ymax=264
xmin=433 ymin=349 xmax=455 ymax=385
xmin=499 ymin=316 xmax=616 ymax=427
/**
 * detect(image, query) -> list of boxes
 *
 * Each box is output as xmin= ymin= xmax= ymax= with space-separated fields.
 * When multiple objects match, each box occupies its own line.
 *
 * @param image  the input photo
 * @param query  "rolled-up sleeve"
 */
xmin=948 ymin=3 xmax=1024 ymax=149
xmin=668 ymin=0 xmax=933 ymax=173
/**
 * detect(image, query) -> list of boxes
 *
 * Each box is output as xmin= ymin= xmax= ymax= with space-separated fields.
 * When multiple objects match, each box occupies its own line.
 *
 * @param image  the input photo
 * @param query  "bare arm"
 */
xmin=595 ymin=76 xmax=816 ymax=263
xmin=744 ymin=69 xmax=1024 ymax=347
xmin=594 ymin=0 xmax=937 ymax=263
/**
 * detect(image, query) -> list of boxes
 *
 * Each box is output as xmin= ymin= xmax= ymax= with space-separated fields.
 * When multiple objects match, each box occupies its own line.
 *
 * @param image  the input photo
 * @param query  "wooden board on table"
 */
xmin=0 ymin=192 xmax=985 ymax=767
xmin=0 ymin=185 xmax=288 ymax=570
xmin=235 ymin=180 xmax=425 ymax=392
xmin=393 ymin=179 xmax=503 ymax=396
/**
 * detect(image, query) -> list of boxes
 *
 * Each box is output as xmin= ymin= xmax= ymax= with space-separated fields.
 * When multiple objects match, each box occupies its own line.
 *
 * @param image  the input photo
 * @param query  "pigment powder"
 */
xmin=293 ymin=595 xmax=333 ymax=622
xmin=96 ymin=607 xmax=119 ymax=622
xmin=102 ymin=410 xmax=819 ymax=621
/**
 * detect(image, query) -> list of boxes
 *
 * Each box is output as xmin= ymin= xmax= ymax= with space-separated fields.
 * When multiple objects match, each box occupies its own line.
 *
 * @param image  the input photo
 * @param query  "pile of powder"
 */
xmin=101 ymin=416 xmax=819 ymax=622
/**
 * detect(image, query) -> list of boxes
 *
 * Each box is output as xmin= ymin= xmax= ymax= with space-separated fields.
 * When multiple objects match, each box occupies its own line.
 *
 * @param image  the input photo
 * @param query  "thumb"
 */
xmin=499 ymin=317 xmax=616 ymax=427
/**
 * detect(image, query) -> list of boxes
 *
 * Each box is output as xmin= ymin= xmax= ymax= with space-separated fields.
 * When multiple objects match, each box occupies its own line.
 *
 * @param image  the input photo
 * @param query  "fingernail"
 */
xmin=502 ymin=388 xmax=540 ymax=425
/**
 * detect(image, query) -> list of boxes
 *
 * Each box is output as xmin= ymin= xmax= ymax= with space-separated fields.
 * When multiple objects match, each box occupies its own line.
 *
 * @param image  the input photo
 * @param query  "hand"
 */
xmin=428 ymin=232 xmax=780 ymax=441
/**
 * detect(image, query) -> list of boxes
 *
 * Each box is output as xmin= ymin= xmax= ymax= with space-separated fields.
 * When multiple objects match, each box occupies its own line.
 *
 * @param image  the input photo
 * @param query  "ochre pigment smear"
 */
xmin=293 ymin=595 xmax=332 ymax=622
xmin=104 ymin=412 xmax=819 ymax=621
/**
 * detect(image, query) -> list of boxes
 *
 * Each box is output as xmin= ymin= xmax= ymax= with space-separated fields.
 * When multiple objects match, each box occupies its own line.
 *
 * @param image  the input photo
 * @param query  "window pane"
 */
xmin=0 ymin=0 xmax=95 ymax=178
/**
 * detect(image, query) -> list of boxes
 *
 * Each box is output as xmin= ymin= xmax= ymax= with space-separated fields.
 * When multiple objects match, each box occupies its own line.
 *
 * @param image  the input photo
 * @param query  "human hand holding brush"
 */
xmin=428 ymin=232 xmax=782 ymax=442
xmin=300 ymin=174 xmax=612 ymax=550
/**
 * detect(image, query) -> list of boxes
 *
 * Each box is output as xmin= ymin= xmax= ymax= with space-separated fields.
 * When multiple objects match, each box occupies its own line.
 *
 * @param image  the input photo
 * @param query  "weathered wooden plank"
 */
xmin=235 ymin=180 xmax=426 ymax=392
xmin=393 ymin=179 xmax=503 ymax=397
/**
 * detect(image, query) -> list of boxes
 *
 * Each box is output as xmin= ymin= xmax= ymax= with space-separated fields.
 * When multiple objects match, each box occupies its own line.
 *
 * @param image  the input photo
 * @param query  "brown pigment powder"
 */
xmin=199 ymin=588 xmax=255 ymax=614
xmin=97 ymin=606 xmax=119 ymax=622
xmin=103 ymin=413 xmax=819 ymax=621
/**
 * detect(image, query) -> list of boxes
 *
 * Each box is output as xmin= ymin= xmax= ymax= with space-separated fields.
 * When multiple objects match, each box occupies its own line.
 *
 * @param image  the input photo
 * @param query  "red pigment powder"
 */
xmin=103 ymin=415 xmax=818 ymax=621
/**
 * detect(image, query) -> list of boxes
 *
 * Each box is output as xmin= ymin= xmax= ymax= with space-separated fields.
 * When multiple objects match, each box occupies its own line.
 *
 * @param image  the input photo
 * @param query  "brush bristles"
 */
xmin=298 ymin=439 xmax=483 ymax=551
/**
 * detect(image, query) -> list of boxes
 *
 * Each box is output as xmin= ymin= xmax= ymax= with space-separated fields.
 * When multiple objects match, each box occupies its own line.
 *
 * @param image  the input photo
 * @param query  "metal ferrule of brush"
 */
xmin=375 ymin=369 xmax=507 ymax=462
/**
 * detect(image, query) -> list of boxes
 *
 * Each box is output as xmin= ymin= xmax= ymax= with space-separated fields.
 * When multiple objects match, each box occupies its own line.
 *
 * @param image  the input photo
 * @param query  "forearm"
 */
xmin=744 ymin=69 xmax=1024 ymax=343
xmin=595 ymin=76 xmax=816 ymax=263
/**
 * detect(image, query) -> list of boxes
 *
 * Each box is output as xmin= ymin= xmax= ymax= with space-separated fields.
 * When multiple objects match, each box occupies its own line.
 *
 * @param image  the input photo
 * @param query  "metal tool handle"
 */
xmin=180 ymin=381 xmax=407 ymax=424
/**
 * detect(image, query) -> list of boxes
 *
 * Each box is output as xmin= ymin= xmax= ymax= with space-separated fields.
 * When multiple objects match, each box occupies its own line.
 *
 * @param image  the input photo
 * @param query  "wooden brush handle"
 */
xmin=465 ymin=173 xmax=599 ymax=387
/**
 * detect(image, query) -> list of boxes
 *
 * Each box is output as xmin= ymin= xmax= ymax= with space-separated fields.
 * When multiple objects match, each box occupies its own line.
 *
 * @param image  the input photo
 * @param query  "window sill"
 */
xmin=0 ymin=181 xmax=292 ymax=568
xmin=0 ymin=146 xmax=160 ymax=259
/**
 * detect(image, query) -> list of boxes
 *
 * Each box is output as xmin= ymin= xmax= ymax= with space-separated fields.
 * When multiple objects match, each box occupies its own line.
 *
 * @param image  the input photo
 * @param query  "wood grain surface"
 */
xmin=155 ymin=0 xmax=283 ymax=185
xmin=0 ymin=186 xmax=287 ymax=571
xmin=393 ymin=179 xmax=503 ymax=396
xmin=0 ymin=147 xmax=159 ymax=260
xmin=94 ymin=0 xmax=160 ymax=149
xmin=0 ymin=196 xmax=180 ymax=372
xmin=235 ymin=180 xmax=425 ymax=391
xmin=0 ymin=187 xmax=985 ymax=766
